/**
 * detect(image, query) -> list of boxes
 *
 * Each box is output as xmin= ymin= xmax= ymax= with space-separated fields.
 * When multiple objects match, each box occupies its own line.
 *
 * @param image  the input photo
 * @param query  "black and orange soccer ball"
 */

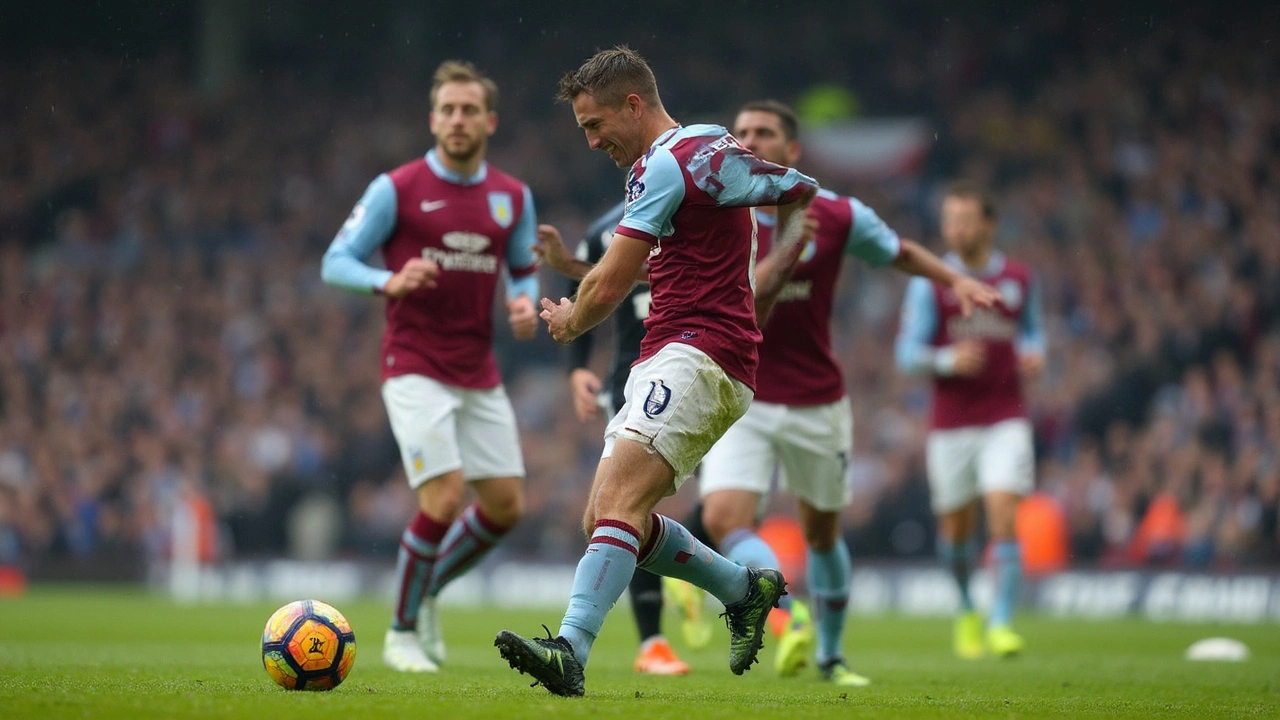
xmin=261 ymin=599 xmax=356 ymax=691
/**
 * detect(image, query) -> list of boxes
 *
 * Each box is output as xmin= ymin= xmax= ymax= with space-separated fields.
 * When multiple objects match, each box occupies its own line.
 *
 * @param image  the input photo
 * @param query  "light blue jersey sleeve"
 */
xmin=320 ymin=174 xmax=397 ymax=294
xmin=1018 ymin=272 xmax=1047 ymax=356
xmin=895 ymin=276 xmax=955 ymax=376
xmin=504 ymin=185 xmax=539 ymax=301
xmin=708 ymin=146 xmax=819 ymax=208
xmin=845 ymin=195 xmax=901 ymax=267
xmin=617 ymin=149 xmax=685 ymax=241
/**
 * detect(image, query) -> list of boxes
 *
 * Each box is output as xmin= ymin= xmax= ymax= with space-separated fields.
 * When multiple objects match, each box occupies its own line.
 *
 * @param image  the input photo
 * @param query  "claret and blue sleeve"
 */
xmin=321 ymin=174 xmax=398 ymax=293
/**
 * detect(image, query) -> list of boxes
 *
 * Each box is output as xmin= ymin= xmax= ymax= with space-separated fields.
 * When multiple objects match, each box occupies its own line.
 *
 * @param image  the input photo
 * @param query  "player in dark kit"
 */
xmin=321 ymin=60 xmax=539 ymax=673
xmin=561 ymin=203 xmax=642 ymax=428
xmin=895 ymin=181 xmax=1046 ymax=659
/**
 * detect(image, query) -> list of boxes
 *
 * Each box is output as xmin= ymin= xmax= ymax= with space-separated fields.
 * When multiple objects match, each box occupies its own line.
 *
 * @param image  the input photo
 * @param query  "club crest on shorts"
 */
xmin=644 ymin=380 xmax=671 ymax=418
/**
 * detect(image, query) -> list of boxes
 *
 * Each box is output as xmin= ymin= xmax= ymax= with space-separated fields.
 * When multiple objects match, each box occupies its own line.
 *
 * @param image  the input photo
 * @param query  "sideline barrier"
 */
xmin=146 ymin=560 xmax=1280 ymax=623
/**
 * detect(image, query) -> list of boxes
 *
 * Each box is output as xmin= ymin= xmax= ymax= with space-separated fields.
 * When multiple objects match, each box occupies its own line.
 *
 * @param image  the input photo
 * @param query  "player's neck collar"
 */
xmin=947 ymin=250 xmax=1005 ymax=276
xmin=426 ymin=149 xmax=488 ymax=186
xmin=651 ymin=125 xmax=681 ymax=148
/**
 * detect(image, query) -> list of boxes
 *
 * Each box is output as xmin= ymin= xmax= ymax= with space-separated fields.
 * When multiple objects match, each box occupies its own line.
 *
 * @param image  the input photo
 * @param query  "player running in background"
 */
xmin=321 ymin=60 xmax=539 ymax=673
xmin=541 ymin=201 xmax=693 ymax=676
xmin=495 ymin=46 xmax=818 ymax=696
xmin=697 ymin=101 xmax=1001 ymax=685
xmin=894 ymin=181 xmax=1046 ymax=659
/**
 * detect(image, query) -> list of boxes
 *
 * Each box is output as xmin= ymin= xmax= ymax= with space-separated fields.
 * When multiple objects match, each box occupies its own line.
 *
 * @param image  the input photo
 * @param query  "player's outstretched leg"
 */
xmin=720 ymin=567 xmax=789 ymax=674
xmin=721 ymin=527 xmax=798 ymax=640
xmin=497 ymin=518 xmax=642 ymax=695
xmin=495 ymin=627 xmax=585 ymax=697
xmin=637 ymin=513 xmax=787 ymax=674
xmin=629 ymin=569 xmax=689 ymax=675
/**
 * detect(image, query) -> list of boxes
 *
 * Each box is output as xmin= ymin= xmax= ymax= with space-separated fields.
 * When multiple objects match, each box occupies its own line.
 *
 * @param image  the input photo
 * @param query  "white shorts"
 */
xmin=925 ymin=417 xmax=1034 ymax=514
xmin=603 ymin=343 xmax=753 ymax=491
xmin=699 ymin=398 xmax=853 ymax=512
xmin=381 ymin=374 xmax=525 ymax=488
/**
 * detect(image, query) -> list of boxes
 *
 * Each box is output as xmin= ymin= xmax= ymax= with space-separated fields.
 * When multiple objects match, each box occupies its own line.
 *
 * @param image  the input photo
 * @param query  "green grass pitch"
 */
xmin=1 ymin=587 xmax=1276 ymax=719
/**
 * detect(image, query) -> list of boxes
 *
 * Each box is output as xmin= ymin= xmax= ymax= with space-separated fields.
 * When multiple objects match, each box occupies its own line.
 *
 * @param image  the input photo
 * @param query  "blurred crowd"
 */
xmin=1 ymin=5 xmax=1277 ymax=574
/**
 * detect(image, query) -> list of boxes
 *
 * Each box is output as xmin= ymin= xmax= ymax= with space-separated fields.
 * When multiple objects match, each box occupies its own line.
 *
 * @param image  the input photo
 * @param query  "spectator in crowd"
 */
xmin=1 ymin=5 xmax=1278 ymax=573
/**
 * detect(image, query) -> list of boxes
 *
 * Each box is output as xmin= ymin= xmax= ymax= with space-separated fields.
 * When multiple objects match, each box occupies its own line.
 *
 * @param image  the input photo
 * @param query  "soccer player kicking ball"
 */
xmin=322 ymin=60 xmax=540 ymax=673
xmin=537 ymin=201 xmax=693 ymax=676
xmin=697 ymin=101 xmax=1002 ymax=686
xmin=894 ymin=181 xmax=1046 ymax=659
xmin=494 ymin=46 xmax=819 ymax=697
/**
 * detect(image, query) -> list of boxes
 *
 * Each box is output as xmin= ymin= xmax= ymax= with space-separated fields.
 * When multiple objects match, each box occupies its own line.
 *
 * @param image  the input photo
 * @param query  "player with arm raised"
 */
xmin=494 ymin=46 xmax=818 ymax=697
xmin=320 ymin=60 xmax=539 ymax=673
xmin=894 ymin=181 xmax=1046 ymax=659
xmin=696 ymin=101 xmax=1001 ymax=686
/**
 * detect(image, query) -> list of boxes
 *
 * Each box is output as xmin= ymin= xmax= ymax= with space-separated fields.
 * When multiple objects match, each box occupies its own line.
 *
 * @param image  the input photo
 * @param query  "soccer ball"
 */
xmin=261 ymin=599 xmax=357 ymax=690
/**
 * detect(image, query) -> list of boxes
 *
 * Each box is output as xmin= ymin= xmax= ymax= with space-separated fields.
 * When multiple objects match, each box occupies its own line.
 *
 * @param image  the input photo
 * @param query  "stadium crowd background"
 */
xmin=1 ymin=1 xmax=1278 ymax=577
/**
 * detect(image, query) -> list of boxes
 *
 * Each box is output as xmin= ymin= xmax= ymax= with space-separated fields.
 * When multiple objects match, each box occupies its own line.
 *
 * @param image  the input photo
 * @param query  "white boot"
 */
xmin=383 ymin=628 xmax=439 ymax=672
xmin=419 ymin=597 xmax=447 ymax=665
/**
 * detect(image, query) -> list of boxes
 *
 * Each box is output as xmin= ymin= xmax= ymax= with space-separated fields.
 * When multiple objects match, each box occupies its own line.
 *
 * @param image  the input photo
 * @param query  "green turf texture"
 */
xmin=1 ymin=587 xmax=1276 ymax=719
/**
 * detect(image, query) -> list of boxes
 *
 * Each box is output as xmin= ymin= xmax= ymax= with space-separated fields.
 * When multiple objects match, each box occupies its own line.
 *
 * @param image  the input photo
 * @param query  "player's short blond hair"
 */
xmin=557 ymin=45 xmax=661 ymax=109
xmin=431 ymin=60 xmax=499 ymax=112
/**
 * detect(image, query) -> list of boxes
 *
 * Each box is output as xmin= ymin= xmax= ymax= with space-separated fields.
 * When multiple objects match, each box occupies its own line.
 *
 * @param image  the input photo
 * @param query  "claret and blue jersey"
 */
xmin=894 ymin=252 xmax=1046 ymax=429
xmin=321 ymin=149 xmax=539 ymax=389
xmin=753 ymin=189 xmax=902 ymax=406
xmin=614 ymin=124 xmax=818 ymax=390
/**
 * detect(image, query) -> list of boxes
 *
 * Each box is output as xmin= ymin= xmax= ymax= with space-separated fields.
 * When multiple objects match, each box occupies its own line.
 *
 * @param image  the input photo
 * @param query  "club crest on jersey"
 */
xmin=488 ymin=192 xmax=514 ymax=228
xmin=626 ymin=175 xmax=646 ymax=205
xmin=643 ymin=380 xmax=671 ymax=418
xmin=998 ymin=278 xmax=1023 ymax=311
xmin=799 ymin=239 xmax=817 ymax=263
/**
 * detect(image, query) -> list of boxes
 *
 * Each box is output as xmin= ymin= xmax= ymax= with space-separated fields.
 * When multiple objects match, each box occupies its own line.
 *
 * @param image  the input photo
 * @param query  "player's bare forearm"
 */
xmin=545 ymin=254 xmax=648 ymax=285
xmin=535 ymin=224 xmax=601 ymax=281
xmin=553 ymin=235 xmax=647 ymax=342
xmin=573 ymin=232 xmax=653 ymax=327
xmin=565 ymin=258 xmax=650 ymax=284
xmin=753 ymin=235 xmax=806 ymax=328
xmin=754 ymin=199 xmax=817 ymax=327
xmin=557 ymin=256 xmax=596 ymax=281
xmin=565 ymin=270 xmax=627 ymax=340
xmin=771 ymin=189 xmax=818 ymax=252
xmin=892 ymin=239 xmax=961 ymax=286
xmin=893 ymin=240 xmax=1000 ymax=315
